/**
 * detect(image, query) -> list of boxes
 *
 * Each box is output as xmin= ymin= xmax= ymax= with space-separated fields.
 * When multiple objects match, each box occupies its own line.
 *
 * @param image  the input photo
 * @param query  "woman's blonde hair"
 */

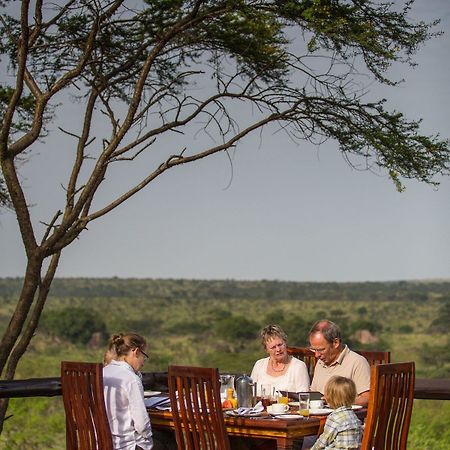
xmin=324 ymin=376 xmax=357 ymax=409
xmin=260 ymin=324 xmax=288 ymax=348
xmin=108 ymin=332 xmax=146 ymax=358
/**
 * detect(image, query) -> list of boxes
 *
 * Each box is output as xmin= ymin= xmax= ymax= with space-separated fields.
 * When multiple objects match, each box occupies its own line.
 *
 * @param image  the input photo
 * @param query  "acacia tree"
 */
xmin=0 ymin=0 xmax=449 ymax=429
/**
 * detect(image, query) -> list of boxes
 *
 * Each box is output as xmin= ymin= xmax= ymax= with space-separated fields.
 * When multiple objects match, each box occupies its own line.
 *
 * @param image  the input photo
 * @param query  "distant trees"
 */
xmin=216 ymin=316 xmax=259 ymax=343
xmin=40 ymin=307 xmax=108 ymax=345
xmin=1 ymin=0 xmax=450 ymax=432
xmin=420 ymin=337 xmax=450 ymax=377
xmin=428 ymin=302 xmax=450 ymax=334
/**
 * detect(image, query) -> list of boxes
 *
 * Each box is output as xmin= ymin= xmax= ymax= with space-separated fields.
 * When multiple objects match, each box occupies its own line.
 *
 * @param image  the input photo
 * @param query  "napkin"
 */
xmin=235 ymin=401 xmax=264 ymax=415
xmin=144 ymin=396 xmax=171 ymax=410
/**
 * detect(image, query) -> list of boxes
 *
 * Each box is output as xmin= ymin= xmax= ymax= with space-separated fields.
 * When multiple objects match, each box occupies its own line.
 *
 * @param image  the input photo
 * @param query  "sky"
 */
xmin=1 ymin=0 xmax=449 ymax=283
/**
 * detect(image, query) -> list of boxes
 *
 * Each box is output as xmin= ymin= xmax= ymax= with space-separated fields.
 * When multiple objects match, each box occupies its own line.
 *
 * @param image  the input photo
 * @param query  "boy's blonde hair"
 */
xmin=324 ymin=376 xmax=357 ymax=409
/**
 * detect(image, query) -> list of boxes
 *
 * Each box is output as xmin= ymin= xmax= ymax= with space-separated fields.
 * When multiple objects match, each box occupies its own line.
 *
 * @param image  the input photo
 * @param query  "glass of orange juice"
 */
xmin=298 ymin=392 xmax=310 ymax=417
xmin=276 ymin=391 xmax=289 ymax=405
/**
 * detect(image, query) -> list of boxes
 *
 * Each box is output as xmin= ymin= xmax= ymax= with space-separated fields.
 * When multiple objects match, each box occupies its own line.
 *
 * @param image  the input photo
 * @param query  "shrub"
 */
xmin=40 ymin=307 xmax=107 ymax=345
xmin=398 ymin=324 xmax=414 ymax=334
xmin=215 ymin=316 xmax=259 ymax=342
xmin=349 ymin=320 xmax=383 ymax=335
xmin=428 ymin=302 xmax=450 ymax=334
xmin=263 ymin=310 xmax=285 ymax=326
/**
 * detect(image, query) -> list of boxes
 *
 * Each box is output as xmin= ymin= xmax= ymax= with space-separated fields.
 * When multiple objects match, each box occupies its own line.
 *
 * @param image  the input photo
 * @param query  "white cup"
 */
xmin=269 ymin=403 xmax=289 ymax=414
xmin=310 ymin=399 xmax=324 ymax=409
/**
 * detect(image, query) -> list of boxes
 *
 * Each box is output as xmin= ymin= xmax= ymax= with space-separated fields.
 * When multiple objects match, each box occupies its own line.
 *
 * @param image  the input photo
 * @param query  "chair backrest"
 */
xmin=61 ymin=361 xmax=113 ymax=450
xmin=356 ymin=350 xmax=391 ymax=366
xmin=168 ymin=365 xmax=231 ymax=450
xmin=287 ymin=346 xmax=317 ymax=379
xmin=360 ymin=362 xmax=415 ymax=450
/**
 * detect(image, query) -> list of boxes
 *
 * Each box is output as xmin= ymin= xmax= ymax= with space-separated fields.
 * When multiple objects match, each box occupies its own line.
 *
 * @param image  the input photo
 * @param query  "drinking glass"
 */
xmin=260 ymin=384 xmax=273 ymax=409
xmin=298 ymin=392 xmax=310 ymax=417
xmin=274 ymin=388 xmax=289 ymax=405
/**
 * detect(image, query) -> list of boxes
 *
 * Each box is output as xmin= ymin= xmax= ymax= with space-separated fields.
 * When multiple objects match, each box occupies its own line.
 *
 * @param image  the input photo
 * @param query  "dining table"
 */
xmin=148 ymin=404 xmax=367 ymax=450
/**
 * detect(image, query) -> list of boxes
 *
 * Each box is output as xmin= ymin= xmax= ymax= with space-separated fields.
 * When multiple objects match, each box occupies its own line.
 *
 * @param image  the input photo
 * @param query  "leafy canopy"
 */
xmin=1 ymin=0 xmax=448 ymax=196
xmin=0 ymin=0 xmax=449 ymax=382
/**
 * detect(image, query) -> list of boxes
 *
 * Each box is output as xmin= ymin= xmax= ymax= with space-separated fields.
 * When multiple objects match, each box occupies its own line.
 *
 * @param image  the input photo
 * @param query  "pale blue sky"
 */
xmin=1 ymin=0 xmax=449 ymax=282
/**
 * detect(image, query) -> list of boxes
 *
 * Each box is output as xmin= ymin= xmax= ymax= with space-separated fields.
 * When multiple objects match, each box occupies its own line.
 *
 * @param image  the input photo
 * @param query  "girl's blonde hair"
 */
xmin=103 ymin=347 xmax=117 ymax=366
xmin=324 ymin=376 xmax=357 ymax=409
xmin=107 ymin=332 xmax=146 ymax=358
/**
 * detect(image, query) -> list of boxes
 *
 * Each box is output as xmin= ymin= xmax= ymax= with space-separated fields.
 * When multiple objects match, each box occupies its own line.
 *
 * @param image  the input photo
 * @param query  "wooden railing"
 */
xmin=0 ymin=372 xmax=169 ymax=399
xmin=1 ymin=373 xmax=449 ymax=400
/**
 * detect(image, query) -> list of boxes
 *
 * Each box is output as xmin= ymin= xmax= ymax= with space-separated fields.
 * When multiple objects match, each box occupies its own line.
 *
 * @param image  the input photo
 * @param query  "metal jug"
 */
xmin=235 ymin=374 xmax=256 ymax=408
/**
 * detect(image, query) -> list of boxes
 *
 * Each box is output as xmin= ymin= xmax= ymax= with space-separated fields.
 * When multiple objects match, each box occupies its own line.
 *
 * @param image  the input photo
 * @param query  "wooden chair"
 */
xmin=168 ymin=365 xmax=231 ymax=450
xmin=356 ymin=350 xmax=391 ymax=366
xmin=287 ymin=346 xmax=317 ymax=379
xmin=61 ymin=361 xmax=113 ymax=450
xmin=360 ymin=362 xmax=415 ymax=450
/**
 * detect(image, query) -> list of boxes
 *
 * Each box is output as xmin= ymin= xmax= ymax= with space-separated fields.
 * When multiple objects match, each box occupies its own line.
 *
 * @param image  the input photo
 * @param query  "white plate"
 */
xmin=273 ymin=414 xmax=302 ymax=420
xmin=309 ymin=408 xmax=333 ymax=415
xmin=144 ymin=390 xmax=162 ymax=397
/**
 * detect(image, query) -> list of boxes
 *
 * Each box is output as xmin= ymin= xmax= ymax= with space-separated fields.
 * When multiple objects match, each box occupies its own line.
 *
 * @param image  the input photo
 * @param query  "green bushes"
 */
xmin=349 ymin=319 xmax=383 ymax=334
xmin=1 ymin=279 xmax=450 ymax=450
xmin=215 ymin=316 xmax=259 ymax=342
xmin=428 ymin=302 xmax=450 ymax=334
xmin=40 ymin=306 xmax=107 ymax=345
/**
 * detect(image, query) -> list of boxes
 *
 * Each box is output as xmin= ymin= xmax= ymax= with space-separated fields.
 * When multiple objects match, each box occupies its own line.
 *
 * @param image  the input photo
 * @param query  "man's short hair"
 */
xmin=309 ymin=319 xmax=341 ymax=344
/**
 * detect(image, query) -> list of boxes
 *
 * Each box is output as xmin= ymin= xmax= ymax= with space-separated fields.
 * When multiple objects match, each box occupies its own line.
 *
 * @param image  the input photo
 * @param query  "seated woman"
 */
xmin=231 ymin=325 xmax=309 ymax=450
xmin=103 ymin=332 xmax=176 ymax=450
xmin=251 ymin=324 xmax=310 ymax=395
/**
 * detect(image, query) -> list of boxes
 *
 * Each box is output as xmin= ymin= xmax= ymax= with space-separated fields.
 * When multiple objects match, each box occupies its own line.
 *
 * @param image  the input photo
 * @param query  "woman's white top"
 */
xmin=250 ymin=356 xmax=310 ymax=395
xmin=103 ymin=360 xmax=153 ymax=450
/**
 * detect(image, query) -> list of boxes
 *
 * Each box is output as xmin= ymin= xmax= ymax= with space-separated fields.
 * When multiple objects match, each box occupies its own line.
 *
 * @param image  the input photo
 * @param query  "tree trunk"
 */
xmin=0 ymin=253 xmax=46 ymax=433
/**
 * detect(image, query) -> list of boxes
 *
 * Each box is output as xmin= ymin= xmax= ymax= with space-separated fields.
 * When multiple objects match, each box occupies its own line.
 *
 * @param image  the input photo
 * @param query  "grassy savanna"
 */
xmin=0 ymin=278 xmax=449 ymax=449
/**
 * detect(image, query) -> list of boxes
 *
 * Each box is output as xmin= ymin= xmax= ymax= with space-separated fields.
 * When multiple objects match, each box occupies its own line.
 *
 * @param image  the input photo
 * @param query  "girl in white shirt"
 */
xmin=103 ymin=333 xmax=153 ymax=450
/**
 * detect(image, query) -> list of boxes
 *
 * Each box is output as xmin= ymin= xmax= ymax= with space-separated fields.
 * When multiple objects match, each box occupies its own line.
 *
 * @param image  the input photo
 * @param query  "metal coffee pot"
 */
xmin=235 ymin=374 xmax=256 ymax=408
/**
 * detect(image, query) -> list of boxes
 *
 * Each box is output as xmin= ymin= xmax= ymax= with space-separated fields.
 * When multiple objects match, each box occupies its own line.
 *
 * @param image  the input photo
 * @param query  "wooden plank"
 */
xmin=414 ymin=378 xmax=450 ymax=400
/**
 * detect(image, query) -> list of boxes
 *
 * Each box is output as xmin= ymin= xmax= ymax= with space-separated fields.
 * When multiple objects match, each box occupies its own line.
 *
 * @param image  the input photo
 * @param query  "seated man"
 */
xmin=309 ymin=319 xmax=370 ymax=407
xmin=302 ymin=320 xmax=370 ymax=450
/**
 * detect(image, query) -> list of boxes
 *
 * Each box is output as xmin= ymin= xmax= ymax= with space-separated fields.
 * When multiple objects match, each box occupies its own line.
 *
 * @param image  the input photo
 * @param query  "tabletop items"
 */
xmin=144 ymin=395 xmax=171 ymax=410
xmin=235 ymin=374 xmax=257 ymax=408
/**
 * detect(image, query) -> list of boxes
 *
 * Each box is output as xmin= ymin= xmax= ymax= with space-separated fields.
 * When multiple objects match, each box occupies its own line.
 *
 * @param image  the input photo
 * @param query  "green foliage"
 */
xmin=1 ymin=0 xmax=448 ymax=189
xmin=0 ymin=278 xmax=449 ymax=449
xmin=165 ymin=320 xmax=209 ymax=335
xmin=263 ymin=310 xmax=286 ymax=326
xmin=356 ymin=306 xmax=368 ymax=317
xmin=0 ymin=176 xmax=12 ymax=208
xmin=3 ymin=278 xmax=448 ymax=302
xmin=420 ymin=337 xmax=450 ymax=376
xmin=408 ymin=400 xmax=450 ymax=450
xmin=0 ymin=397 xmax=64 ymax=450
xmin=349 ymin=319 xmax=383 ymax=335
xmin=40 ymin=306 xmax=108 ymax=345
xmin=280 ymin=315 xmax=310 ymax=347
xmin=0 ymin=86 xmax=36 ymax=136
xmin=215 ymin=316 xmax=259 ymax=342
xmin=428 ymin=301 xmax=450 ymax=333
xmin=398 ymin=324 xmax=414 ymax=334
